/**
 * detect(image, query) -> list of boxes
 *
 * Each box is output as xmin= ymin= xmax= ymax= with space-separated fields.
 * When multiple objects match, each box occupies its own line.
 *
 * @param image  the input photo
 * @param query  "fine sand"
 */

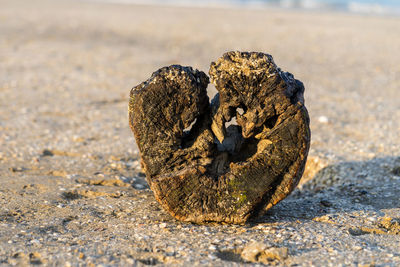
xmin=1 ymin=0 xmax=400 ymax=265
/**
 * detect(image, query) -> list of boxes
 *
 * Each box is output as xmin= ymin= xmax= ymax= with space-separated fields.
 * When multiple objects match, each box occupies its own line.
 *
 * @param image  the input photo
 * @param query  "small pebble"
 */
xmin=318 ymin=115 xmax=329 ymax=124
xmin=134 ymin=184 xmax=145 ymax=189
xmin=208 ymin=245 xmax=217 ymax=251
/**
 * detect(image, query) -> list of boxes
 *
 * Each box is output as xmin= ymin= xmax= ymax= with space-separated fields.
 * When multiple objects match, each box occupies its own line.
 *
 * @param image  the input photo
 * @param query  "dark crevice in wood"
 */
xmin=265 ymin=114 xmax=279 ymax=129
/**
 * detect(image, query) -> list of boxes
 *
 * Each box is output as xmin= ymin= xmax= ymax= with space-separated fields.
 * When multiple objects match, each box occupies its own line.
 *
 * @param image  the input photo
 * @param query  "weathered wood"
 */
xmin=129 ymin=51 xmax=310 ymax=224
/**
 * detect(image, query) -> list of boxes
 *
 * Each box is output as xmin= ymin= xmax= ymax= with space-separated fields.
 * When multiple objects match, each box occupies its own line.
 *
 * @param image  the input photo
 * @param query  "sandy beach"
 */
xmin=1 ymin=0 xmax=400 ymax=265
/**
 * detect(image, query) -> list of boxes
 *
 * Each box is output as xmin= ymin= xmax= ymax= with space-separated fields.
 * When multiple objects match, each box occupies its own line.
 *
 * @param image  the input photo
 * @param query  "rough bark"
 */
xmin=129 ymin=51 xmax=310 ymax=224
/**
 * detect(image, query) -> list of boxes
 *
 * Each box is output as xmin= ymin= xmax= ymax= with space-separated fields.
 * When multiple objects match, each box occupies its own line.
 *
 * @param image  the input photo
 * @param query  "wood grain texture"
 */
xmin=129 ymin=51 xmax=310 ymax=224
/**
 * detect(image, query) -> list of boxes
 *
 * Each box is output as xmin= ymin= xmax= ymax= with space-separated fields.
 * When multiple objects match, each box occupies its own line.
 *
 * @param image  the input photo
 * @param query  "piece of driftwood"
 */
xmin=129 ymin=51 xmax=310 ymax=224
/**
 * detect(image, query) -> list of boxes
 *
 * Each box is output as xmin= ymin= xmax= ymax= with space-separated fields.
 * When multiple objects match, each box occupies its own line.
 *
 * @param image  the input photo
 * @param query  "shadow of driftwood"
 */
xmin=254 ymin=156 xmax=400 ymax=224
xmin=136 ymin=156 xmax=400 ymax=225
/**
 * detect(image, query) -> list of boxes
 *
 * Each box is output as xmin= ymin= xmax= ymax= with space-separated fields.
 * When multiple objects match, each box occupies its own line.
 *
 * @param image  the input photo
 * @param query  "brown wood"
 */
xmin=129 ymin=51 xmax=310 ymax=224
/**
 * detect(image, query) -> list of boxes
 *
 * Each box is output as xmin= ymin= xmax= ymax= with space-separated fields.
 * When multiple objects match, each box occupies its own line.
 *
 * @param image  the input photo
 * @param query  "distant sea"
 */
xmin=89 ymin=0 xmax=400 ymax=16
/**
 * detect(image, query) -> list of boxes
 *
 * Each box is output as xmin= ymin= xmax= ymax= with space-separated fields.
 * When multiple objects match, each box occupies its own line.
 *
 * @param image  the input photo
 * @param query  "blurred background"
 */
xmin=94 ymin=0 xmax=400 ymax=15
